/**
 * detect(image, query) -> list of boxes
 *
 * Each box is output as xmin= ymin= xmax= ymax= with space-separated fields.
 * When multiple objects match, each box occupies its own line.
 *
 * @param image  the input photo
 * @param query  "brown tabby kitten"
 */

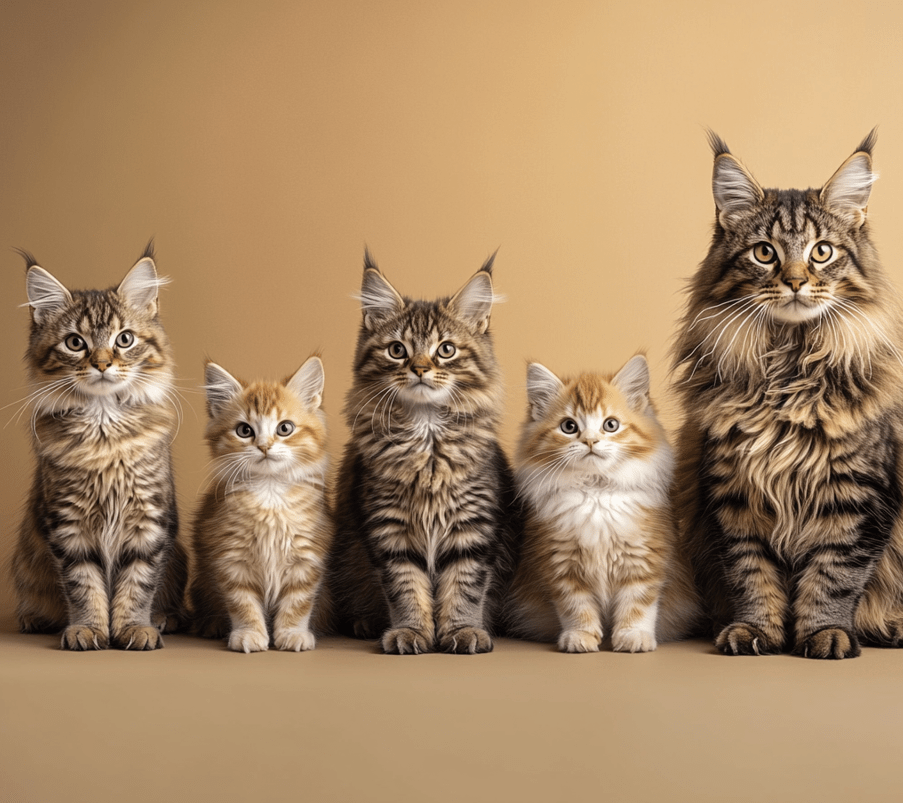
xmin=326 ymin=251 xmax=520 ymax=654
xmin=504 ymin=357 xmax=700 ymax=652
xmin=12 ymin=244 xmax=187 ymax=650
xmin=188 ymin=357 xmax=332 ymax=652
xmin=674 ymin=131 xmax=903 ymax=659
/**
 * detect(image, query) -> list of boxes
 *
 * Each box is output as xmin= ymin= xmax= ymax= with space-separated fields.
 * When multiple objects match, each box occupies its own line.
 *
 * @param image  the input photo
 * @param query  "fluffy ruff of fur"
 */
xmin=674 ymin=132 xmax=903 ymax=659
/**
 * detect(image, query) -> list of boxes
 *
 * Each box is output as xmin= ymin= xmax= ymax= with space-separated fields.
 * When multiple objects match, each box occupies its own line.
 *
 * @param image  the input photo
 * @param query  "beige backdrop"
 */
xmin=3 ymin=2 xmax=903 ymax=801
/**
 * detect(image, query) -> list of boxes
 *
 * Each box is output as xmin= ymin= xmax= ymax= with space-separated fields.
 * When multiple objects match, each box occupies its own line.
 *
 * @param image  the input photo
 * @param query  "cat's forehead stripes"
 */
xmin=570 ymin=374 xmax=613 ymax=415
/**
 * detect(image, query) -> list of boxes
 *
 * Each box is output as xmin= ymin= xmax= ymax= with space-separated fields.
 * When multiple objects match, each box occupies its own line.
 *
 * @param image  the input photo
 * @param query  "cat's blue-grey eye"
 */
xmin=236 ymin=423 xmax=254 ymax=438
xmin=437 ymin=342 xmax=456 ymax=358
xmin=603 ymin=417 xmax=620 ymax=433
xmin=388 ymin=342 xmax=407 ymax=359
xmin=810 ymin=242 xmax=834 ymax=264
xmin=64 ymin=334 xmax=86 ymax=351
xmin=752 ymin=242 xmax=778 ymax=266
xmin=277 ymin=421 xmax=295 ymax=436
xmin=560 ymin=418 xmax=578 ymax=435
xmin=115 ymin=331 xmax=135 ymax=348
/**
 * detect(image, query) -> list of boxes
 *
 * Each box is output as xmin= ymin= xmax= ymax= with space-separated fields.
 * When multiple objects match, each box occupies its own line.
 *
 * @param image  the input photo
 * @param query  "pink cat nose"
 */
xmin=258 ymin=444 xmax=269 ymax=455
xmin=93 ymin=360 xmax=110 ymax=372
xmin=584 ymin=438 xmax=598 ymax=449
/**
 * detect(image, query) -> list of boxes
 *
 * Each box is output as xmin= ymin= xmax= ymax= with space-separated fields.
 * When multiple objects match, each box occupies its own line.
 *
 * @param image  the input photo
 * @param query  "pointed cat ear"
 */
xmin=526 ymin=362 xmax=564 ymax=421
xmin=710 ymin=135 xmax=764 ymax=226
xmin=820 ymin=132 xmax=877 ymax=227
xmin=448 ymin=270 xmax=494 ymax=333
xmin=612 ymin=354 xmax=651 ymax=412
xmin=204 ymin=361 xmax=243 ymax=416
xmin=359 ymin=267 xmax=404 ymax=331
xmin=25 ymin=265 xmax=72 ymax=324
xmin=118 ymin=257 xmax=164 ymax=313
xmin=287 ymin=356 xmax=325 ymax=410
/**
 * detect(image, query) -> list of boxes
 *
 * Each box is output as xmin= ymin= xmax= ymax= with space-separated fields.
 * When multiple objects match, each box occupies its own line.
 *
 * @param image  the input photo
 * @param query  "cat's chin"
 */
xmin=400 ymin=383 xmax=449 ymax=407
xmin=769 ymin=298 xmax=825 ymax=324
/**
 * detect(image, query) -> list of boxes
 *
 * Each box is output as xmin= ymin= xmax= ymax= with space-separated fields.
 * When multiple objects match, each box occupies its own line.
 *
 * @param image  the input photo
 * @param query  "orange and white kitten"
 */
xmin=188 ymin=356 xmax=332 ymax=652
xmin=503 ymin=355 xmax=700 ymax=652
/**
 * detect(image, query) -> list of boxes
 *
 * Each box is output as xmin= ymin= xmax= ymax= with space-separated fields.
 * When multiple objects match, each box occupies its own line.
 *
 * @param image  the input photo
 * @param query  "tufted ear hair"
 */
xmin=526 ymin=362 xmax=564 ymax=421
xmin=118 ymin=256 xmax=165 ymax=314
xmin=709 ymin=132 xmax=764 ymax=228
xmin=612 ymin=354 xmax=651 ymax=412
xmin=448 ymin=269 xmax=495 ymax=333
xmin=358 ymin=251 xmax=405 ymax=330
xmin=204 ymin=361 xmax=243 ymax=416
xmin=821 ymin=130 xmax=878 ymax=228
xmin=25 ymin=263 xmax=72 ymax=324
xmin=286 ymin=355 xmax=325 ymax=410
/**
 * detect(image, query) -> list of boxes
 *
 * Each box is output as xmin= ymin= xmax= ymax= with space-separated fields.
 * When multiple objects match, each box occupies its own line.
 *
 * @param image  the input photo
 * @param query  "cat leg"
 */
xmin=611 ymin=582 xmax=661 ymax=653
xmin=855 ymin=528 xmax=903 ymax=647
xmin=12 ymin=519 xmax=67 ymax=634
xmin=378 ymin=551 xmax=435 ymax=655
xmin=712 ymin=532 xmax=787 ymax=656
xmin=58 ymin=553 xmax=111 ymax=651
xmin=218 ymin=553 xmax=269 ymax=652
xmin=435 ymin=540 xmax=493 ymax=654
xmin=272 ymin=558 xmax=322 ymax=652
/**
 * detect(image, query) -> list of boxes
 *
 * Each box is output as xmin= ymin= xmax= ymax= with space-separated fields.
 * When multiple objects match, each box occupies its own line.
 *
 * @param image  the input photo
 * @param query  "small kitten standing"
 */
xmin=12 ymin=244 xmax=187 ymax=650
xmin=504 ymin=356 xmax=700 ymax=652
xmin=188 ymin=357 xmax=332 ymax=652
xmin=326 ymin=252 xmax=520 ymax=654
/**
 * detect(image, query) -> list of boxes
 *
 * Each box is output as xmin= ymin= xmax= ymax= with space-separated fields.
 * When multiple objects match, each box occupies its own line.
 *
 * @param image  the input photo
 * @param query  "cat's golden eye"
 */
xmin=603 ymin=417 xmax=620 ymax=433
xmin=64 ymin=334 xmax=86 ymax=351
xmin=437 ymin=342 xmax=456 ymax=359
xmin=810 ymin=242 xmax=834 ymax=264
xmin=276 ymin=421 xmax=295 ymax=437
xmin=387 ymin=342 xmax=407 ymax=359
xmin=560 ymin=418 xmax=578 ymax=435
xmin=751 ymin=242 xmax=778 ymax=265
xmin=236 ymin=423 xmax=254 ymax=438
xmin=115 ymin=331 xmax=135 ymax=348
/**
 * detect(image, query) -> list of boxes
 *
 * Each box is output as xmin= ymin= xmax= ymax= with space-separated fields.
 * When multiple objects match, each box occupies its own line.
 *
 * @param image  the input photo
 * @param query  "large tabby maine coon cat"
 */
xmin=12 ymin=244 xmax=186 ymax=650
xmin=675 ymin=131 xmax=903 ymax=659
xmin=326 ymin=252 xmax=520 ymax=654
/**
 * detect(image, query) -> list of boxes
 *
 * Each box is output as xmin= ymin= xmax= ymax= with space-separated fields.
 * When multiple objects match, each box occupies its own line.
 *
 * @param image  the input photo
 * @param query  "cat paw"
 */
xmin=228 ymin=628 xmax=269 ymax=653
xmin=715 ymin=623 xmax=779 ymax=656
xmin=381 ymin=627 xmax=432 ymax=655
xmin=61 ymin=625 xmax=109 ymax=651
xmin=439 ymin=627 xmax=493 ymax=654
xmin=558 ymin=629 xmax=601 ymax=653
xmin=859 ymin=617 xmax=903 ymax=648
xmin=19 ymin=614 xmax=64 ymax=634
xmin=794 ymin=628 xmax=861 ymax=660
xmin=612 ymin=628 xmax=657 ymax=653
xmin=274 ymin=629 xmax=316 ymax=652
xmin=114 ymin=625 xmax=164 ymax=651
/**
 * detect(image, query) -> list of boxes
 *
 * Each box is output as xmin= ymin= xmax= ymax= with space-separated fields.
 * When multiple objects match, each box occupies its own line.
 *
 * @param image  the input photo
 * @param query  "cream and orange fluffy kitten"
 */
xmin=188 ymin=357 xmax=332 ymax=652
xmin=503 ymin=355 xmax=700 ymax=652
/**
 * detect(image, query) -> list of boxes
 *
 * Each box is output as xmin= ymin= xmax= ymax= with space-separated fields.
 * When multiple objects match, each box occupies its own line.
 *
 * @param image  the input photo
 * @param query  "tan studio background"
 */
xmin=2 ymin=2 xmax=903 ymax=801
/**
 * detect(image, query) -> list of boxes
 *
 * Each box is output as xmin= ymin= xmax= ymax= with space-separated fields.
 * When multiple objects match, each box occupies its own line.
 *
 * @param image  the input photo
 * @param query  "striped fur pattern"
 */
xmin=503 ymin=357 xmax=700 ymax=652
xmin=674 ymin=131 xmax=903 ymax=659
xmin=326 ymin=252 xmax=520 ymax=654
xmin=188 ymin=357 xmax=332 ymax=652
xmin=12 ymin=244 xmax=187 ymax=650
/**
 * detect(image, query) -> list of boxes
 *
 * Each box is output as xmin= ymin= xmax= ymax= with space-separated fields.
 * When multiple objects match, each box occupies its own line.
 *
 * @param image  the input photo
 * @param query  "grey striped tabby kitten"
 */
xmin=674 ymin=132 xmax=903 ymax=659
xmin=12 ymin=244 xmax=187 ymax=650
xmin=327 ymin=252 xmax=519 ymax=654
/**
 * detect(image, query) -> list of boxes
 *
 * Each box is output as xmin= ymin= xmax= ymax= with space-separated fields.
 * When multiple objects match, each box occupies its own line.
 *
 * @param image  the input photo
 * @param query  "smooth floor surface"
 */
xmin=1 ymin=618 xmax=901 ymax=803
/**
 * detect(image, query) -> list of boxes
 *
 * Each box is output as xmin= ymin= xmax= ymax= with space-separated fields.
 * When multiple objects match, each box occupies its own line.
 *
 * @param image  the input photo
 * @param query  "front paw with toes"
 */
xmin=114 ymin=625 xmax=164 ymax=650
xmin=715 ymin=623 xmax=779 ymax=656
xmin=61 ymin=625 xmax=109 ymax=651
xmin=439 ymin=626 xmax=493 ymax=654
xmin=558 ymin=629 xmax=602 ymax=653
xmin=381 ymin=627 xmax=433 ymax=655
xmin=228 ymin=627 xmax=269 ymax=653
xmin=274 ymin=628 xmax=316 ymax=652
xmin=795 ymin=627 xmax=860 ymax=660
xmin=612 ymin=628 xmax=657 ymax=653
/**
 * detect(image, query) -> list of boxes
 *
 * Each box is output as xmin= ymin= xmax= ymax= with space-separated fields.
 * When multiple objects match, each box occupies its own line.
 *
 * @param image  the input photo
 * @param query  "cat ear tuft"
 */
xmin=204 ymin=361 xmax=243 ymax=416
xmin=820 ymin=137 xmax=877 ymax=227
xmin=612 ymin=354 xmax=651 ymax=412
xmin=449 ymin=270 xmax=495 ymax=333
xmin=711 ymin=140 xmax=764 ymax=226
xmin=287 ymin=356 xmax=325 ymax=409
xmin=118 ymin=256 xmax=167 ymax=313
xmin=359 ymin=266 xmax=404 ymax=330
xmin=526 ymin=362 xmax=564 ymax=421
xmin=25 ymin=265 xmax=72 ymax=324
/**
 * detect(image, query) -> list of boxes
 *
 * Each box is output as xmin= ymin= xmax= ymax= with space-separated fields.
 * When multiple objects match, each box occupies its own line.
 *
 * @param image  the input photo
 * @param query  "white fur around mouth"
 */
xmin=771 ymin=297 xmax=823 ymax=323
